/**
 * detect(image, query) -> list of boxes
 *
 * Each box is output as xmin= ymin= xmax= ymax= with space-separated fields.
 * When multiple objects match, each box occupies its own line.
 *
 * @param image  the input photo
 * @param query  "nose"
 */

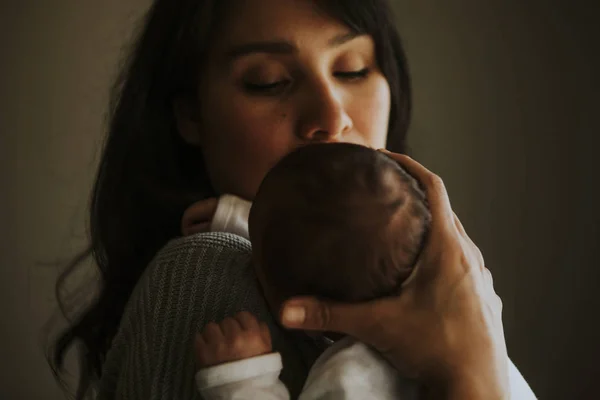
xmin=296 ymin=80 xmax=353 ymax=143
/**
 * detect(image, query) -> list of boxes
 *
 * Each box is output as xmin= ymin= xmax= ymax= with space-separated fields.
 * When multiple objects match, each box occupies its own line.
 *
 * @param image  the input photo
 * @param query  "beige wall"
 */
xmin=1 ymin=0 xmax=597 ymax=398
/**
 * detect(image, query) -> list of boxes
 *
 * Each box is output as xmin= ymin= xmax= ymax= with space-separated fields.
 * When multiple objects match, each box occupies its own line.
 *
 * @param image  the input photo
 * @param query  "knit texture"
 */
xmin=97 ymin=232 xmax=322 ymax=400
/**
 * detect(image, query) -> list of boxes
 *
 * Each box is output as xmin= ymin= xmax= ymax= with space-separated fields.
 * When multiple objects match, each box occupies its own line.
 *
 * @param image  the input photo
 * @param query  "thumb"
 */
xmin=279 ymin=296 xmax=375 ymax=339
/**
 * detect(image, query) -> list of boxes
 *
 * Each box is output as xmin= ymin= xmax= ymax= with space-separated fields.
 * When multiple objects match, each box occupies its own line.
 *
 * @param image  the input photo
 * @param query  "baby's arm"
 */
xmin=182 ymin=195 xmax=251 ymax=239
xmin=194 ymin=311 xmax=290 ymax=400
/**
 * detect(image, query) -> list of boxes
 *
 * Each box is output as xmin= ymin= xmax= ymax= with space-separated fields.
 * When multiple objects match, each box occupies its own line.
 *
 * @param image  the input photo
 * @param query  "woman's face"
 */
xmin=176 ymin=0 xmax=391 ymax=200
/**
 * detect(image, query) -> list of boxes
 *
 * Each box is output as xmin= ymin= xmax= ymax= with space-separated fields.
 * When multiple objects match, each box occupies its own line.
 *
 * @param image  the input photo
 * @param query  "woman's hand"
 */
xmin=279 ymin=151 xmax=509 ymax=398
xmin=194 ymin=312 xmax=272 ymax=368
xmin=181 ymin=198 xmax=218 ymax=236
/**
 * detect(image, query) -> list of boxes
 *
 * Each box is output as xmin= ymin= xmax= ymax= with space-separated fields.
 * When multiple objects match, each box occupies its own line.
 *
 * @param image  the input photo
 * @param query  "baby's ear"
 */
xmin=172 ymin=98 xmax=202 ymax=146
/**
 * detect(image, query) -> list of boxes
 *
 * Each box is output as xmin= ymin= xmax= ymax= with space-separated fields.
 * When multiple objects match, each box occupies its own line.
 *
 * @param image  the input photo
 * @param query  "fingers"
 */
xmin=202 ymin=322 xmax=222 ymax=345
xmin=279 ymin=296 xmax=384 ymax=340
xmin=453 ymin=212 xmax=466 ymax=236
xmin=378 ymin=150 xmax=454 ymax=233
xmin=482 ymin=268 xmax=503 ymax=316
xmin=234 ymin=311 xmax=260 ymax=331
xmin=379 ymin=150 xmax=481 ymax=280
xmin=181 ymin=198 xmax=218 ymax=235
xmin=452 ymin=212 xmax=485 ymax=270
xmin=484 ymin=267 xmax=494 ymax=287
xmin=234 ymin=311 xmax=272 ymax=349
xmin=220 ymin=317 xmax=241 ymax=339
xmin=196 ymin=313 xmax=272 ymax=367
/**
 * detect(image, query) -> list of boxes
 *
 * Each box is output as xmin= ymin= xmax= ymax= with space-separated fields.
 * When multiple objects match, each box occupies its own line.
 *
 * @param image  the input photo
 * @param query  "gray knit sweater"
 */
xmin=97 ymin=232 xmax=323 ymax=400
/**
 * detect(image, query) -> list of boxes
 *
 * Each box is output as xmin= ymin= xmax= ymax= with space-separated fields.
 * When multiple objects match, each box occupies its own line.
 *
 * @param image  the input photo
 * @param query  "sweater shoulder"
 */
xmin=154 ymin=232 xmax=252 ymax=264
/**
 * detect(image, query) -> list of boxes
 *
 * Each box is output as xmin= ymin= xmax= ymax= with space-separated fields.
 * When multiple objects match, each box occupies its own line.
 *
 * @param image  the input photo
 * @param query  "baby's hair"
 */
xmin=250 ymin=143 xmax=431 ymax=302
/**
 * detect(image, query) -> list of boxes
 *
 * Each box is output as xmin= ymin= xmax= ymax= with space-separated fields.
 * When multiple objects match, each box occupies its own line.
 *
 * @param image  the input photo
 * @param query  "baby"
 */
xmin=188 ymin=143 xmax=430 ymax=399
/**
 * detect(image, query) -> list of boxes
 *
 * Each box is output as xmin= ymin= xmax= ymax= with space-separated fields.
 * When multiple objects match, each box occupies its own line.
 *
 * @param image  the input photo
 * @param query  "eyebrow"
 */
xmin=225 ymin=31 xmax=364 ymax=62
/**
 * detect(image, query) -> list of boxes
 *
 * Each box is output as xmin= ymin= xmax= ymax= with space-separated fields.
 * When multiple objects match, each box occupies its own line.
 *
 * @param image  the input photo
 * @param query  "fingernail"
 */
xmin=377 ymin=148 xmax=390 ymax=153
xmin=282 ymin=306 xmax=306 ymax=326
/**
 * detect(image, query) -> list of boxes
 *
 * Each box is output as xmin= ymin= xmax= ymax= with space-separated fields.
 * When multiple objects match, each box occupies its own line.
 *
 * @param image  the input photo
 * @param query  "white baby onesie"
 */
xmin=210 ymin=194 xmax=252 ymax=240
xmin=196 ymin=336 xmax=417 ymax=400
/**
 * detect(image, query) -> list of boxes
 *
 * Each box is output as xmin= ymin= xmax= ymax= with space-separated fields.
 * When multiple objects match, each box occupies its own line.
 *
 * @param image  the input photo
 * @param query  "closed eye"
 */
xmin=335 ymin=68 xmax=370 ymax=80
xmin=244 ymin=68 xmax=371 ymax=95
xmin=244 ymin=80 xmax=290 ymax=94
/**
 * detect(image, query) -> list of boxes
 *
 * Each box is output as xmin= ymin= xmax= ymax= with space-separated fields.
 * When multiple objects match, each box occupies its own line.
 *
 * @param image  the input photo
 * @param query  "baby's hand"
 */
xmin=181 ymin=198 xmax=218 ymax=236
xmin=195 ymin=311 xmax=273 ymax=368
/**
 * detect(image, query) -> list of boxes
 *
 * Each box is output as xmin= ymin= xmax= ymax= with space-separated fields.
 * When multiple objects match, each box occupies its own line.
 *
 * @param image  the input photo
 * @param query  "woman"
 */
xmin=51 ymin=0 xmax=529 ymax=398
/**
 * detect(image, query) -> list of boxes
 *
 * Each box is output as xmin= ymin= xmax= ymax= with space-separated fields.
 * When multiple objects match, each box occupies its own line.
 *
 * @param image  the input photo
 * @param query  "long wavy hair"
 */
xmin=49 ymin=0 xmax=412 ymax=397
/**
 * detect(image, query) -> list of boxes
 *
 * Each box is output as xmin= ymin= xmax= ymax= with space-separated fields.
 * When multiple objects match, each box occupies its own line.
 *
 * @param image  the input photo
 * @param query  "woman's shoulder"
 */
xmin=138 ymin=232 xmax=255 ymax=300
xmin=145 ymin=232 xmax=253 ymax=279
xmin=122 ymin=230 xmax=271 ymax=349
xmin=116 ymin=230 xmax=266 ymax=342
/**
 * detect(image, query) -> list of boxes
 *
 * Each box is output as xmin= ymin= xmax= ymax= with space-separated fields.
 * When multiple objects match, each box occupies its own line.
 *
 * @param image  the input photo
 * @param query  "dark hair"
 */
xmin=250 ymin=143 xmax=430 ymax=302
xmin=49 ymin=0 xmax=412 ymax=397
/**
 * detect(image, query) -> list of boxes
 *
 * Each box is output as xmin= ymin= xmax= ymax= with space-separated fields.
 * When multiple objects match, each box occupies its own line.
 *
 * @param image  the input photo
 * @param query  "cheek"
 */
xmin=201 ymin=98 xmax=296 ymax=199
xmin=351 ymin=77 xmax=391 ymax=148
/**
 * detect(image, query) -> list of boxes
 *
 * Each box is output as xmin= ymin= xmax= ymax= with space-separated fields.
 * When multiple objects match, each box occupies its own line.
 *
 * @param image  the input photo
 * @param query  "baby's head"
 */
xmin=249 ymin=143 xmax=431 ymax=309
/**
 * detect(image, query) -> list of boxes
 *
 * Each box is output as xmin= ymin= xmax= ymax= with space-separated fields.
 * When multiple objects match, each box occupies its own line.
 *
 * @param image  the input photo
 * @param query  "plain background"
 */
xmin=1 ymin=0 xmax=598 ymax=398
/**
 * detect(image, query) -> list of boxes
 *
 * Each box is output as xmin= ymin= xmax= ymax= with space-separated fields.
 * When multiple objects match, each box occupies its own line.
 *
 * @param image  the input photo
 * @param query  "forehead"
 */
xmin=215 ymin=0 xmax=351 ymax=45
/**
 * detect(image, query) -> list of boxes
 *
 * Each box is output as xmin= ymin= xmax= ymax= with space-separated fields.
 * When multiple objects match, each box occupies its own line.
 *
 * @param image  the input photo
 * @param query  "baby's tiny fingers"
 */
xmin=235 ymin=311 xmax=260 ymax=331
xmin=202 ymin=322 xmax=223 ymax=345
xmin=221 ymin=317 xmax=242 ymax=339
xmin=181 ymin=198 xmax=218 ymax=235
xmin=194 ymin=333 xmax=206 ymax=350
